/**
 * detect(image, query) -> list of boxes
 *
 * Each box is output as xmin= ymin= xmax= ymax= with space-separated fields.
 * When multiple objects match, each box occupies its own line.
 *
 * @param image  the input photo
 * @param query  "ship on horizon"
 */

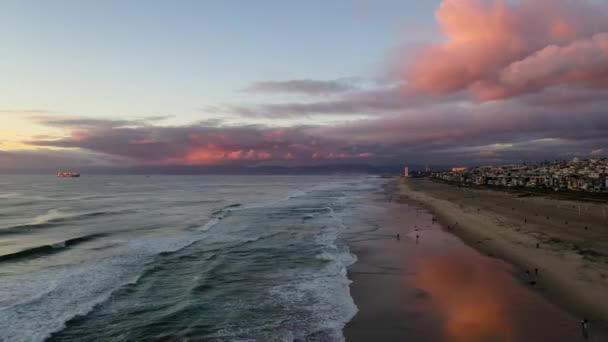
xmin=56 ymin=172 xmax=81 ymax=178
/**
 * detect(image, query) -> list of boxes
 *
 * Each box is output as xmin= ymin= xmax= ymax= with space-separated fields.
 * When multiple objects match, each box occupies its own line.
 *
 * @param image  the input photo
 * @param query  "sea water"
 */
xmin=0 ymin=175 xmax=382 ymax=341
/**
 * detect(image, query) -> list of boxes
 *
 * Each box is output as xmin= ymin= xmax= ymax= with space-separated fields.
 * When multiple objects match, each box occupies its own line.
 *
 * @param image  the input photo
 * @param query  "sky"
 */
xmin=1 ymin=0 xmax=608 ymax=172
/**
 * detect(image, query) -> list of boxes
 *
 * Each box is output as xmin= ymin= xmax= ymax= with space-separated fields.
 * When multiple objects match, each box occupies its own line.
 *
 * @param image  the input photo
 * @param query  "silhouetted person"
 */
xmin=415 ymin=234 xmax=419 ymax=244
xmin=396 ymin=234 xmax=400 ymax=241
xmin=581 ymin=319 xmax=589 ymax=340
xmin=536 ymin=243 xmax=540 ymax=249
xmin=534 ymin=268 xmax=538 ymax=276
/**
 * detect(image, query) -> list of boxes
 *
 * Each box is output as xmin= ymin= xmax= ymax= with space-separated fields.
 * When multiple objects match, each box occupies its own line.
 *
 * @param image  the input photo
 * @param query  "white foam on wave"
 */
xmin=267 ymin=185 xmax=363 ymax=341
xmin=240 ymin=188 xmax=307 ymax=211
xmin=238 ymin=177 xmax=361 ymax=212
xmin=0 ymin=182 xmax=329 ymax=341
xmin=0 ymin=257 xmax=142 ymax=342
xmin=0 ymin=176 xmax=373 ymax=341
xmin=0 ymin=211 xmax=232 ymax=342
xmin=268 ymin=253 xmax=358 ymax=342
xmin=315 ymin=251 xmax=336 ymax=261
xmin=231 ymin=177 xmax=364 ymax=214
xmin=0 ymin=211 xmax=232 ymax=341
xmin=203 ymin=179 xmax=366 ymax=341
xmin=200 ymin=217 xmax=221 ymax=231
xmin=32 ymin=208 xmax=70 ymax=225
xmin=0 ymin=192 xmax=22 ymax=199
xmin=315 ymin=250 xmax=356 ymax=265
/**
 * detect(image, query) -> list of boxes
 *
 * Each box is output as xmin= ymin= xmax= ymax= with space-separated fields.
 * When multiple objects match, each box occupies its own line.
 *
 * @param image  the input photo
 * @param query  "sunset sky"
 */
xmin=2 ymin=0 xmax=607 ymax=171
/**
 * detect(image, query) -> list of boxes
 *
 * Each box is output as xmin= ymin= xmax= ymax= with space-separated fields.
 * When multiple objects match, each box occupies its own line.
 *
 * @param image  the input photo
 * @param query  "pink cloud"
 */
xmin=478 ymin=150 xmax=499 ymax=158
xmin=404 ymin=0 xmax=608 ymax=100
xmin=256 ymin=151 xmax=272 ymax=159
xmin=182 ymin=145 xmax=274 ymax=165
xmin=499 ymin=33 xmax=608 ymax=94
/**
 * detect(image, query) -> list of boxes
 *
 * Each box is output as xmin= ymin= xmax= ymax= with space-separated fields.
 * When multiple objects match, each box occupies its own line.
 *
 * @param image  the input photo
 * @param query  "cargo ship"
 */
xmin=57 ymin=172 xmax=81 ymax=178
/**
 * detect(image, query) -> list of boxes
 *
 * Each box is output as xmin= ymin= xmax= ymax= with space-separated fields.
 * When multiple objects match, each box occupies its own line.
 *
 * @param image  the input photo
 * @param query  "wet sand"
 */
xmin=344 ymin=180 xmax=607 ymax=341
xmin=398 ymin=178 xmax=608 ymax=323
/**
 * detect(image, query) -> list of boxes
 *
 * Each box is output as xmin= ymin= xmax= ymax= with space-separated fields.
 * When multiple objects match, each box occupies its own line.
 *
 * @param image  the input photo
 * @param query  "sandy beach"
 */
xmin=344 ymin=179 xmax=608 ymax=341
xmin=397 ymin=177 xmax=608 ymax=323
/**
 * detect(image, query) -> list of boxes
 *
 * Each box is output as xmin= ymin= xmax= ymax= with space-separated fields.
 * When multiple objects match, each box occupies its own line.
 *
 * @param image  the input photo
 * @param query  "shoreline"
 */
xmin=396 ymin=177 xmax=608 ymax=323
xmin=343 ymin=181 xmax=442 ymax=341
xmin=343 ymin=179 xmax=607 ymax=341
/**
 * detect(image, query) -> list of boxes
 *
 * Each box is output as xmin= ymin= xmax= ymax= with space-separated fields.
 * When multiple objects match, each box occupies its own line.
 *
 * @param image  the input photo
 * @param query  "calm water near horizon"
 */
xmin=0 ymin=175 xmax=602 ymax=341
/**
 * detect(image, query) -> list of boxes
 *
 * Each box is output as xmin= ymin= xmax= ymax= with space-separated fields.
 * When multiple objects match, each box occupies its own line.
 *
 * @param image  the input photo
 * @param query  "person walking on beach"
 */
xmin=581 ymin=319 xmax=589 ymax=340
xmin=396 ymin=233 xmax=400 ymax=241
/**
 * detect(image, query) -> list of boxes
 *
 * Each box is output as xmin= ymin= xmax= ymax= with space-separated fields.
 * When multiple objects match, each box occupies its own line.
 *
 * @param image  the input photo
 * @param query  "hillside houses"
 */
xmin=432 ymin=158 xmax=608 ymax=193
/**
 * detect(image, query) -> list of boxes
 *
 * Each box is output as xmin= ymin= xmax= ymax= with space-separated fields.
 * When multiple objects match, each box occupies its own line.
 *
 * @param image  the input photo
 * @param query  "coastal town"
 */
xmin=431 ymin=158 xmax=608 ymax=193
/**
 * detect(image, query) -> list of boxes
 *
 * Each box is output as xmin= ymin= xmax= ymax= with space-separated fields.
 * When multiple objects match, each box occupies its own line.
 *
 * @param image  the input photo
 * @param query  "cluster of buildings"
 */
xmin=432 ymin=158 xmax=608 ymax=193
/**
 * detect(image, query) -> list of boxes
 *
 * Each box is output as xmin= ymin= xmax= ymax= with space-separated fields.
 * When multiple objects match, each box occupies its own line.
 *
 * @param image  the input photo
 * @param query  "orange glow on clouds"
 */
xmin=182 ymin=144 xmax=273 ymax=165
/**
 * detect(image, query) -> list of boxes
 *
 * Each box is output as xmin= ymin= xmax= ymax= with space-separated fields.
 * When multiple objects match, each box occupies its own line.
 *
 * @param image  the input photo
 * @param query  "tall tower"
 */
xmin=403 ymin=166 xmax=409 ymax=177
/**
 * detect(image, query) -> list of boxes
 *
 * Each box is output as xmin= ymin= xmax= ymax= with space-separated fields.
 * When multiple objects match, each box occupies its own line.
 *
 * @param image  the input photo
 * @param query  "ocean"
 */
xmin=0 ymin=175 xmax=381 ymax=341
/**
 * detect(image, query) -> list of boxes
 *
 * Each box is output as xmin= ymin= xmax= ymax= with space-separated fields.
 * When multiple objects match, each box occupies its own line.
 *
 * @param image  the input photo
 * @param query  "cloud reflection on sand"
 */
xmin=415 ymin=254 xmax=532 ymax=342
